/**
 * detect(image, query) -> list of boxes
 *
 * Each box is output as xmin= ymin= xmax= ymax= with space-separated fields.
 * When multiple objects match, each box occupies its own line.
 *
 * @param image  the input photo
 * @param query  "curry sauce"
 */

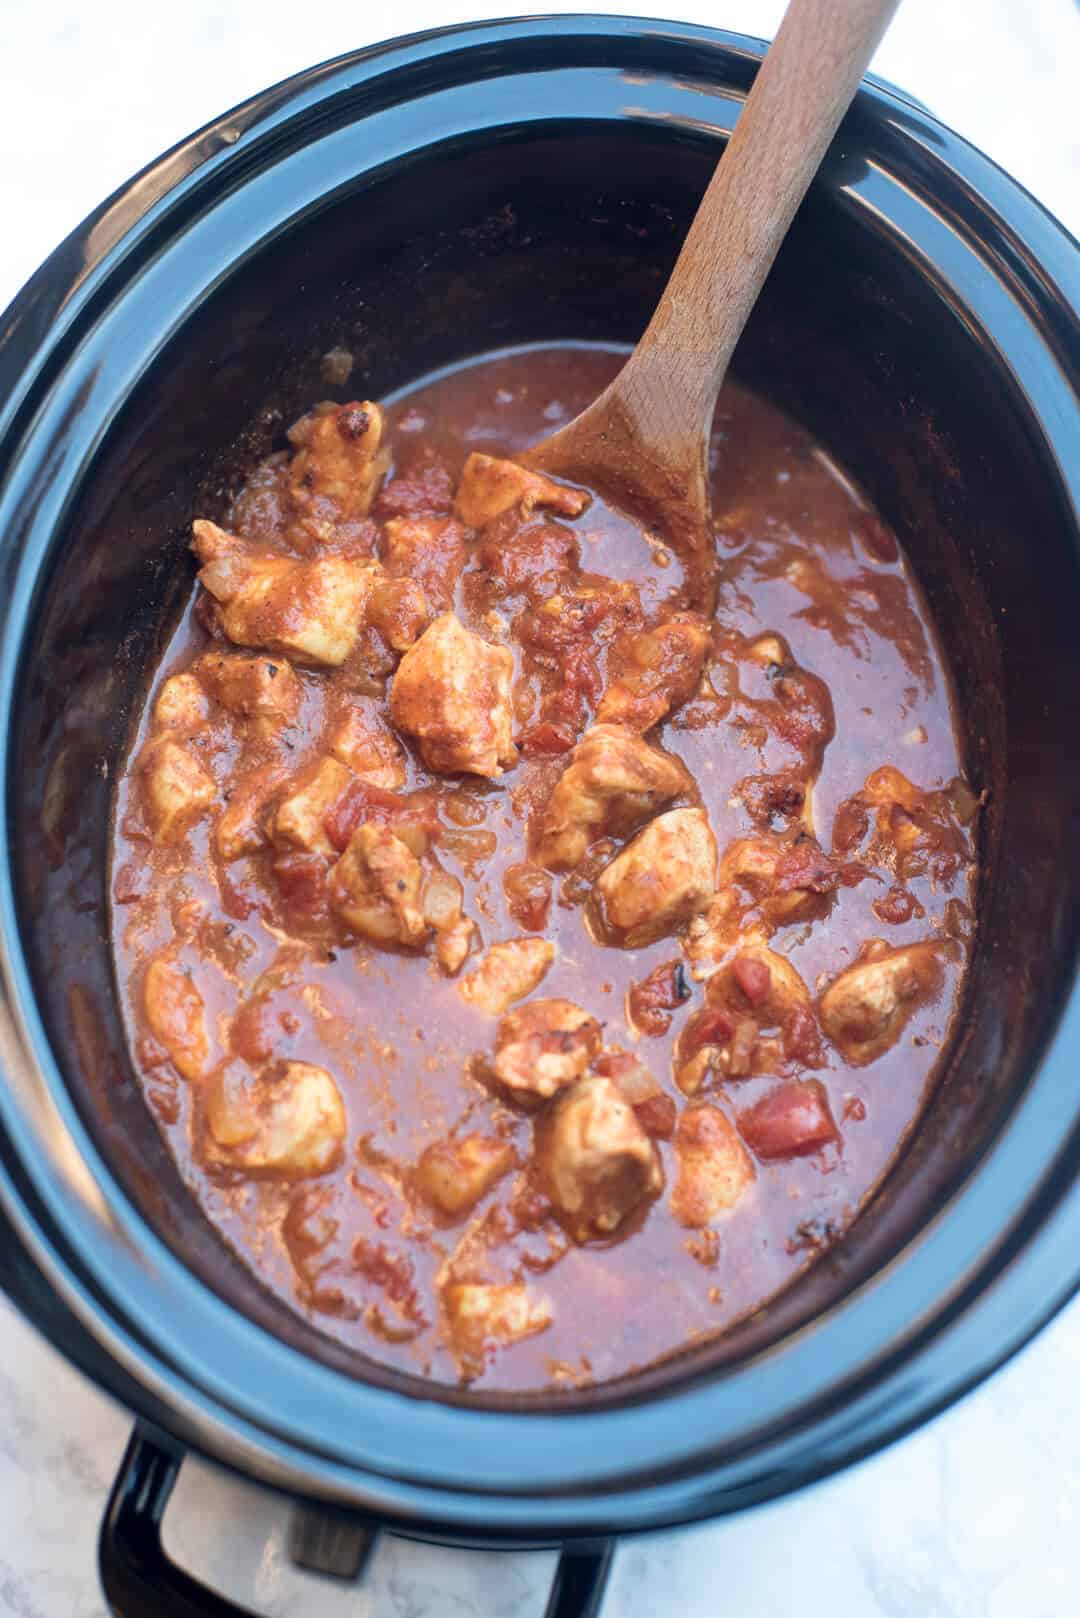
xmin=110 ymin=345 xmax=977 ymax=1391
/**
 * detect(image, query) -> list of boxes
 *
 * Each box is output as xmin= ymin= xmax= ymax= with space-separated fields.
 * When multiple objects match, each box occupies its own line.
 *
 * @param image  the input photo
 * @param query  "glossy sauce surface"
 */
xmin=110 ymin=345 xmax=976 ymax=1391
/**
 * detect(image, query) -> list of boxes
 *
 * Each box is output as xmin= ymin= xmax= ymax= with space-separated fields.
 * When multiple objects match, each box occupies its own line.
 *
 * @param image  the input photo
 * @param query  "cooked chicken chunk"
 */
xmin=442 ymin=1282 xmax=553 ymax=1371
xmin=682 ymin=890 xmax=746 ymax=978
xmin=454 ymin=452 xmax=590 ymax=528
xmin=365 ymin=572 xmax=429 ymax=653
xmin=195 ymin=650 xmax=300 ymax=733
xmin=214 ymin=763 xmax=286 ymax=862
xmin=329 ymin=822 xmax=429 ymax=946
xmin=719 ymin=834 xmax=841 ymax=928
xmin=819 ymin=940 xmax=944 ymax=1065
xmin=458 ymin=938 xmax=555 ymax=1015
xmin=711 ymin=944 xmax=813 ymax=1025
xmin=597 ymin=614 xmax=711 ymax=732
xmin=592 ymin=807 xmax=717 ymax=947
xmin=414 ymin=1134 xmax=516 ymax=1220
xmin=390 ymin=613 xmax=516 ymax=778
xmin=328 ymin=701 xmax=407 ymax=789
xmin=194 ymin=521 xmax=375 ymax=668
xmin=380 ymin=515 xmax=466 ymax=613
xmin=534 ymin=1074 xmax=663 ymax=1243
xmin=143 ymin=956 xmax=209 ymax=1080
xmin=683 ymin=834 xmax=842 ymax=977
xmin=153 ymin=672 xmax=209 ymax=733
xmin=535 ymin=724 xmax=692 ymax=872
xmin=492 ymin=998 xmax=602 ymax=1102
xmin=205 ymin=1059 xmax=346 ymax=1176
xmin=141 ymin=739 xmax=216 ymax=844
xmin=675 ymin=946 xmax=820 ymax=1093
xmin=269 ymin=758 xmax=352 ymax=856
xmin=420 ymin=869 xmax=476 ymax=975
xmin=194 ymin=521 xmax=424 ymax=669
xmin=435 ymin=921 xmax=475 ymax=976
xmin=670 ymin=1104 xmax=755 ymax=1227
xmin=286 ymin=400 xmax=389 ymax=520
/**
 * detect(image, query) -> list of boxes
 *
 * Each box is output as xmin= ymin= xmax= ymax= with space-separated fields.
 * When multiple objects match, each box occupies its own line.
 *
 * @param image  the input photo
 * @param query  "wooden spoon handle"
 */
xmin=620 ymin=0 xmax=902 ymax=428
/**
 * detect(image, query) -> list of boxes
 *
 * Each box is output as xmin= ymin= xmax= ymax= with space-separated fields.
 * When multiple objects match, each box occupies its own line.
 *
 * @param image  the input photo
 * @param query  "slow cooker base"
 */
xmin=101 ymin=1431 xmax=614 ymax=1618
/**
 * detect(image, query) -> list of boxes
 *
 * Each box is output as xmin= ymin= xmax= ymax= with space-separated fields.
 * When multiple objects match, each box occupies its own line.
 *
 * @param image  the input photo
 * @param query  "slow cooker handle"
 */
xmin=99 ymin=1427 xmax=614 ymax=1618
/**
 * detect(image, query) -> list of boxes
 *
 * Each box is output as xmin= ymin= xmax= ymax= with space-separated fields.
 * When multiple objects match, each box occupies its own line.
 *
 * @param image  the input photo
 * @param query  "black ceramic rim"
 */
xmin=0 ymin=16 xmax=1078 ymax=1538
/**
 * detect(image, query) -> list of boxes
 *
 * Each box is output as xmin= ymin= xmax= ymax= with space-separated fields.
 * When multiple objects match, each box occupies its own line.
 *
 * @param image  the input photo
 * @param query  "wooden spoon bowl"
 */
xmin=524 ymin=0 xmax=901 ymax=610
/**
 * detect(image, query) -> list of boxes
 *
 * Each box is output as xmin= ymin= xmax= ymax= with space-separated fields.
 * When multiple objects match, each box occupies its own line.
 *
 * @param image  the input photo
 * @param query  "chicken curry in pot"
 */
xmin=111 ymin=345 xmax=978 ymax=1391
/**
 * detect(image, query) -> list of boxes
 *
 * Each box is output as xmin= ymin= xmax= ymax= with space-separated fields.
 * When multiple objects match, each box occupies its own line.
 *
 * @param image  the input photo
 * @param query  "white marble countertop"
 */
xmin=1 ymin=2 xmax=1078 ymax=1614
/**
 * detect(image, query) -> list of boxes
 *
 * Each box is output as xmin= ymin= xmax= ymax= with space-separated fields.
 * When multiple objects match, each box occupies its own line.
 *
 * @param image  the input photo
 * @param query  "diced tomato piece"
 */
xmin=543 ymin=645 xmax=603 ymax=731
xmin=476 ymin=523 xmax=580 ymax=595
xmin=738 ymin=1080 xmax=839 ymax=1161
xmin=272 ymin=852 xmax=329 ymax=920
xmin=629 ymin=959 xmax=692 ymax=1036
xmin=595 ymin=1055 xmax=674 ymax=1135
xmin=774 ymin=839 xmax=840 ymax=895
xmin=322 ymin=778 xmax=374 ymax=851
xmin=592 ymin=1049 xmax=659 ymax=1103
xmin=873 ymin=884 xmax=920 ymax=925
xmin=737 ymin=773 xmax=806 ymax=828
xmin=324 ymin=780 xmax=440 ymax=854
xmin=591 ymin=1049 xmax=635 ymax=1081
xmin=332 ymin=520 xmax=380 ymax=561
xmin=731 ymin=952 xmax=771 ymax=1008
xmin=782 ymin=1006 xmax=825 ymax=1067
xmin=564 ymin=645 xmax=604 ymax=705
xmin=542 ymin=688 xmax=581 ymax=730
xmin=519 ymin=721 xmax=576 ymax=757
xmin=634 ymin=1093 xmax=677 ymax=1140
xmin=522 ymin=591 xmax=628 ymax=654
xmin=372 ymin=460 xmax=453 ymax=519
xmin=682 ymin=1007 xmax=735 ymax=1056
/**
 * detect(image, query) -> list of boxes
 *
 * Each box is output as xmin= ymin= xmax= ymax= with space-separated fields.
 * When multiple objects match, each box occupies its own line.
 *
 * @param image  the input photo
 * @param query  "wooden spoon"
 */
xmin=523 ymin=0 xmax=901 ymax=607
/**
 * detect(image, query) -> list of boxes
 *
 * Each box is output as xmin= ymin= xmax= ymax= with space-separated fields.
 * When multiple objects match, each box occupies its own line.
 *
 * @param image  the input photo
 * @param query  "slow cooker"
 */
xmin=0 ymin=17 xmax=1077 ymax=1616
